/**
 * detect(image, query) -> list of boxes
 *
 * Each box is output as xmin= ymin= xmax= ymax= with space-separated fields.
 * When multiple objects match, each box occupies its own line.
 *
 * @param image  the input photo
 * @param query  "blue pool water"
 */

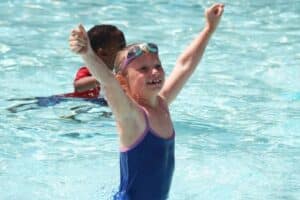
xmin=1 ymin=0 xmax=300 ymax=199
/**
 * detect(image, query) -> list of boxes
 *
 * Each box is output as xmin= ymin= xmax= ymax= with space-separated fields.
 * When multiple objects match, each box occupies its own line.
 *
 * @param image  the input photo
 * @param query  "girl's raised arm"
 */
xmin=69 ymin=25 xmax=140 ymax=123
xmin=160 ymin=3 xmax=224 ymax=105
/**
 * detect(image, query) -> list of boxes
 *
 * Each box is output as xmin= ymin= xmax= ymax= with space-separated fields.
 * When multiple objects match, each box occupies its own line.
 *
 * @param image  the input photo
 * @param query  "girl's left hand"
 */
xmin=205 ymin=3 xmax=224 ymax=32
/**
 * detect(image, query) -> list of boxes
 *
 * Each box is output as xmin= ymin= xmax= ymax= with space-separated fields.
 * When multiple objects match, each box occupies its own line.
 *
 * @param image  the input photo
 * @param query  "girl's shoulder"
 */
xmin=157 ymin=95 xmax=170 ymax=113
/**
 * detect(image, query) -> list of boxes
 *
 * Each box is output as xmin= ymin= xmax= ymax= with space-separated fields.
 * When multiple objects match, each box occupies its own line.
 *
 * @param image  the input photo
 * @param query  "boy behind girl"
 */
xmin=66 ymin=24 xmax=126 ymax=98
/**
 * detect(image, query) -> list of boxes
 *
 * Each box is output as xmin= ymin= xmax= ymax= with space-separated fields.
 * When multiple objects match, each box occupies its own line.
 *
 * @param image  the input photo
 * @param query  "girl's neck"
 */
xmin=136 ymin=94 xmax=159 ymax=108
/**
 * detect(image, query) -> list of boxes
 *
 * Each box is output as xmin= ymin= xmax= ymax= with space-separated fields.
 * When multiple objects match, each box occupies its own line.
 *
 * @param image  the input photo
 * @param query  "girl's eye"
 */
xmin=155 ymin=64 xmax=162 ymax=70
xmin=140 ymin=66 xmax=148 ymax=72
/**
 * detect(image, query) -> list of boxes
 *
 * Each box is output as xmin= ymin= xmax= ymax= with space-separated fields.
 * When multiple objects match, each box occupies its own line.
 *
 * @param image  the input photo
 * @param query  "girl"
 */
xmin=69 ymin=3 xmax=224 ymax=200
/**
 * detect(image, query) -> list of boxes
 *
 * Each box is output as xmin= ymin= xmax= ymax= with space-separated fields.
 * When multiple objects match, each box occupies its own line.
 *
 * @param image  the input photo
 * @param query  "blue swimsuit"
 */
xmin=114 ymin=109 xmax=175 ymax=200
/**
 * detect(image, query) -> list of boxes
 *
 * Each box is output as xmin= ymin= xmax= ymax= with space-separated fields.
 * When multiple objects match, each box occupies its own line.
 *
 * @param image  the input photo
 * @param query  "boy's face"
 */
xmin=98 ymin=31 xmax=125 ymax=71
xmin=105 ymin=40 xmax=124 ymax=70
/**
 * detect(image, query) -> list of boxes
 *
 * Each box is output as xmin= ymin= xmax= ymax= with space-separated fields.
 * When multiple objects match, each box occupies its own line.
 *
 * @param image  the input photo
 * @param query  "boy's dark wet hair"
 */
xmin=87 ymin=25 xmax=126 ymax=53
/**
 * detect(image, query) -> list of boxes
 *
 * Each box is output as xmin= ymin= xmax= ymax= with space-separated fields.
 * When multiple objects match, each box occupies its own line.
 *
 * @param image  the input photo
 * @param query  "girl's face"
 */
xmin=125 ymin=53 xmax=165 ymax=99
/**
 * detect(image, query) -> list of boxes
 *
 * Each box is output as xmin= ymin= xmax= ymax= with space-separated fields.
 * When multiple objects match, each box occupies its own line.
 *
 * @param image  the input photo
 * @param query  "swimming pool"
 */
xmin=0 ymin=0 xmax=299 ymax=199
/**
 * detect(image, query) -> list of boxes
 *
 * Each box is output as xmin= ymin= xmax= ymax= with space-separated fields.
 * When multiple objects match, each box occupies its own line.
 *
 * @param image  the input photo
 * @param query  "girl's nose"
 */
xmin=152 ymin=67 xmax=159 ymax=74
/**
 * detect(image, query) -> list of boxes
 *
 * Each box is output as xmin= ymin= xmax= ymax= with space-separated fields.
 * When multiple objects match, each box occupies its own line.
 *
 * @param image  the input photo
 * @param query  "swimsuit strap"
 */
xmin=139 ymin=106 xmax=150 ymax=130
xmin=139 ymin=96 xmax=169 ymax=131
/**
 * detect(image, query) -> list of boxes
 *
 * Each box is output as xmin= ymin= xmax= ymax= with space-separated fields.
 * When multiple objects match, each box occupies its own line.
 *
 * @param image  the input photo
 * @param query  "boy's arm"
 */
xmin=74 ymin=76 xmax=99 ymax=92
xmin=73 ymin=67 xmax=99 ymax=92
xmin=160 ymin=3 xmax=224 ymax=105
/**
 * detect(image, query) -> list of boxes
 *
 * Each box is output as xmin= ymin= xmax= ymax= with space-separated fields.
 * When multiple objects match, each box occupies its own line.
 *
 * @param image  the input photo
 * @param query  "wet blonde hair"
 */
xmin=114 ymin=44 xmax=137 ymax=74
xmin=114 ymin=45 xmax=136 ymax=94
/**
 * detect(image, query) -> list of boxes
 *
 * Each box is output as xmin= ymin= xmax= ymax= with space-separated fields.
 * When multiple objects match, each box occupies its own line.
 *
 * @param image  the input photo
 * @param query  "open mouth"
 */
xmin=147 ymin=79 xmax=161 ymax=84
xmin=146 ymin=79 xmax=162 ymax=87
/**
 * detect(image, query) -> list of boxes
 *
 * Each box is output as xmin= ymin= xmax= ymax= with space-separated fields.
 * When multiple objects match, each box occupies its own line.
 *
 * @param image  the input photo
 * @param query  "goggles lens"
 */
xmin=119 ymin=43 xmax=158 ymax=72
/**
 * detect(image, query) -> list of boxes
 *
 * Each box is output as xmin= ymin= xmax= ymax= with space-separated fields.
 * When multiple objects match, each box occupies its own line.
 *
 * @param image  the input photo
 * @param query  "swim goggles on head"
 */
xmin=119 ymin=43 xmax=158 ymax=72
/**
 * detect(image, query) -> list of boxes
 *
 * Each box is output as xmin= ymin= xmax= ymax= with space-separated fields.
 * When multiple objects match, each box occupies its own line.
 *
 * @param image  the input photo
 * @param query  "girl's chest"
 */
xmin=147 ymin=109 xmax=173 ymax=138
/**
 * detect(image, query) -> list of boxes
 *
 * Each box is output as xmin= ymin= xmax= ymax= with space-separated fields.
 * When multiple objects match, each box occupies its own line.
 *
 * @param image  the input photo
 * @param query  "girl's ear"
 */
xmin=115 ymin=73 xmax=130 ymax=94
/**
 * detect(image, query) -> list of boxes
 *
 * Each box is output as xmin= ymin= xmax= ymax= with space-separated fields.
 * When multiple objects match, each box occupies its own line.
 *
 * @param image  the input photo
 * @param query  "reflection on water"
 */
xmin=7 ymin=96 xmax=108 ymax=115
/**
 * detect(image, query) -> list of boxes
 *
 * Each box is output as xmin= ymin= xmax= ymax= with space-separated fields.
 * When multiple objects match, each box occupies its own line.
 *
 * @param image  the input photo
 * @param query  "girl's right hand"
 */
xmin=69 ymin=24 xmax=91 ymax=55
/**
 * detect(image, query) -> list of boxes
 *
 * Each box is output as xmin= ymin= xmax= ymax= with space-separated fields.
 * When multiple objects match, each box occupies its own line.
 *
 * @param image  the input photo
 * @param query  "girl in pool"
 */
xmin=69 ymin=3 xmax=224 ymax=199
